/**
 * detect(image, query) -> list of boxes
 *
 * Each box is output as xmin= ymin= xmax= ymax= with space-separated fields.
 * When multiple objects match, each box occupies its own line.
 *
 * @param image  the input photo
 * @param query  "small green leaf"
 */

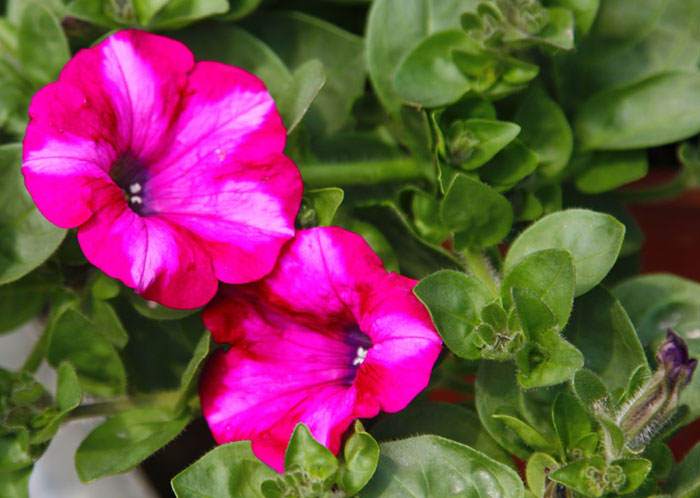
xmin=222 ymin=0 xmax=262 ymax=20
xmin=552 ymin=392 xmax=592 ymax=454
xmin=576 ymin=72 xmax=700 ymax=150
xmin=394 ymin=30 xmax=476 ymax=107
xmin=535 ymin=7 xmax=575 ymax=50
xmin=502 ymin=249 xmax=575 ymax=329
xmin=614 ymin=458 xmax=652 ymax=494
xmin=76 ymin=407 xmax=191 ymax=482
xmin=338 ymin=422 xmax=379 ymax=495
xmin=0 ymin=144 xmax=66 ymax=285
xmin=505 ymin=209 xmax=625 ymax=296
xmin=277 ymin=59 xmax=326 ymax=134
xmin=174 ymin=331 xmax=210 ymax=413
xmin=47 ymin=306 xmax=126 ymax=397
xmin=444 ymin=119 xmax=521 ymax=170
xmin=441 ymin=174 xmax=513 ymax=250
xmin=90 ymin=273 xmax=121 ymax=301
xmin=410 ymin=190 xmax=450 ymax=244
xmin=479 ymin=140 xmax=539 ymax=192
xmin=0 ymin=467 xmax=31 ymax=498
xmin=572 ymin=369 xmax=611 ymax=416
xmin=300 ymin=188 xmax=343 ymax=227
xmin=414 ymin=270 xmax=495 ymax=360
xmin=55 ymin=362 xmax=81 ymax=412
xmin=285 ymin=424 xmax=338 ymax=481
xmin=0 ymin=432 xmax=32 ymax=471
xmin=132 ymin=0 xmax=170 ymax=25
xmin=549 ymin=456 xmax=606 ymax=497
xmin=526 ymin=452 xmax=559 ymax=497
xmin=90 ymin=299 xmax=129 ymax=348
xmin=0 ymin=271 xmax=51 ymax=333
xmin=513 ymin=289 xmax=584 ymax=388
xmin=363 ymin=435 xmax=524 ymax=498
xmin=171 ymin=441 xmax=275 ymax=498
xmin=149 ymin=0 xmax=228 ymax=29
xmin=575 ymin=151 xmax=648 ymax=194
xmin=492 ymin=414 xmax=554 ymax=451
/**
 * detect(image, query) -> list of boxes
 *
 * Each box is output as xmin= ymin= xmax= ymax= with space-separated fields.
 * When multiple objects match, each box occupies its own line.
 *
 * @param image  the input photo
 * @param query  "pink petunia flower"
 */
xmin=22 ymin=30 xmax=302 ymax=308
xmin=199 ymin=226 xmax=442 ymax=471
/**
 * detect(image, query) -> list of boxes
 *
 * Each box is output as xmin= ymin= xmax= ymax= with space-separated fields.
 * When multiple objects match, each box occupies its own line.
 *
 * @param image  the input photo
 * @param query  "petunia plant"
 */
xmin=1 ymin=1 xmax=700 ymax=498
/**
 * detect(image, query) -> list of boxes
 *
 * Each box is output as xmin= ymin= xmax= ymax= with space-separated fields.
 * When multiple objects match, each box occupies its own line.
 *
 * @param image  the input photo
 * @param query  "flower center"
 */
xmin=110 ymin=152 xmax=149 ymax=214
xmin=345 ymin=325 xmax=372 ymax=372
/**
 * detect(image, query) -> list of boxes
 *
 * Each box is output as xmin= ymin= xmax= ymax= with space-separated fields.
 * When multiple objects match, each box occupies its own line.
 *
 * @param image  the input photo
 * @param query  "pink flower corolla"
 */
xmin=200 ymin=226 xmax=442 ymax=471
xmin=22 ymin=30 xmax=302 ymax=308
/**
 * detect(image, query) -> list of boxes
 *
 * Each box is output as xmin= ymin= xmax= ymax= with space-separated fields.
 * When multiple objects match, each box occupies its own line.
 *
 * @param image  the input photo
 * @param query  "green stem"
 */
xmin=300 ymin=158 xmax=428 ymax=187
xmin=67 ymin=391 xmax=181 ymax=420
xmin=21 ymin=322 xmax=51 ymax=374
xmin=462 ymin=249 xmax=499 ymax=296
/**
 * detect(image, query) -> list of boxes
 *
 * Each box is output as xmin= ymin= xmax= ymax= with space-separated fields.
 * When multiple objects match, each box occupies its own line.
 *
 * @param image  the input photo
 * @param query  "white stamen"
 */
xmin=130 ymin=195 xmax=143 ymax=205
xmin=352 ymin=346 xmax=368 ymax=366
xmin=129 ymin=182 xmax=142 ymax=194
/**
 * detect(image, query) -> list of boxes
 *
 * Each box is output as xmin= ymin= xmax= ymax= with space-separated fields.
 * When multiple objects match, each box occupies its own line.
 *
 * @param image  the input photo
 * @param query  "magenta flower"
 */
xmin=199 ymin=226 xmax=442 ymax=471
xmin=22 ymin=30 xmax=302 ymax=308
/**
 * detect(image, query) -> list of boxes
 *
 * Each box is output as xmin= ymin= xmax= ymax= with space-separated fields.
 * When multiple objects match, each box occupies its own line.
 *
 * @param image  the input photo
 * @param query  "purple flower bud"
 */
xmin=617 ymin=330 xmax=697 ymax=452
xmin=657 ymin=330 xmax=697 ymax=387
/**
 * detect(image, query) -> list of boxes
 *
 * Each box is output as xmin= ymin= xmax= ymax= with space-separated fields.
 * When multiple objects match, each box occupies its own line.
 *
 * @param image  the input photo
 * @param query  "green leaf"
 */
xmin=18 ymin=1 xmax=69 ymax=85
xmin=222 ymin=0 xmax=262 ymax=20
xmin=576 ymin=72 xmax=700 ymax=150
xmin=0 ymin=468 xmax=31 ymax=498
xmin=502 ymin=249 xmax=575 ymax=329
xmin=91 ymin=299 xmax=129 ymax=348
xmin=177 ymin=25 xmax=292 ymax=105
xmin=363 ymin=435 xmax=524 ymax=498
xmin=572 ymin=369 xmax=611 ymax=415
xmin=0 ymin=271 xmax=51 ymax=333
xmin=535 ymin=7 xmax=575 ymax=50
xmin=393 ymin=30 xmax=475 ymax=107
xmin=552 ymin=392 xmax=592 ymax=454
xmin=0 ymin=432 xmax=32 ymax=471
xmin=513 ymin=85 xmax=573 ymax=178
xmin=0 ymin=144 xmax=66 ymax=285
xmin=174 ymin=331 xmax=210 ymax=413
xmin=90 ymin=273 xmax=121 ymax=301
xmin=565 ymin=287 xmax=648 ymax=395
xmin=512 ymin=289 xmax=584 ymax=389
xmin=491 ymin=414 xmax=554 ymax=451
xmin=548 ymin=0 xmax=599 ymax=34
xmin=410 ymin=190 xmax=450 ymax=244
xmin=338 ymin=422 xmax=379 ymax=496
xmin=129 ymin=293 xmax=199 ymax=321
xmin=149 ymin=0 xmax=228 ymax=29
xmin=666 ymin=442 xmax=700 ymax=498
xmin=56 ymin=362 xmax=81 ymax=412
xmin=132 ymin=0 xmax=170 ymax=25
xmin=479 ymin=140 xmax=538 ymax=193
xmin=505 ymin=209 xmax=625 ymax=296
xmin=277 ymin=59 xmax=326 ymax=134
xmin=246 ymin=11 xmax=365 ymax=135
xmin=549 ymin=456 xmax=606 ymax=497
xmin=575 ymin=151 xmax=649 ymax=194
xmin=614 ymin=458 xmax=652 ymax=494
xmin=47 ymin=306 xmax=126 ymax=397
xmin=525 ymin=452 xmax=559 ymax=498
xmin=370 ymin=401 xmax=513 ymax=466
xmin=414 ymin=270 xmax=495 ymax=360
xmin=444 ymin=119 xmax=521 ymax=170
xmin=300 ymin=188 xmax=343 ymax=227
xmin=285 ymin=423 xmax=338 ymax=481
xmin=366 ymin=0 xmax=475 ymax=114
xmin=353 ymin=202 xmax=461 ymax=278
xmin=441 ymin=174 xmax=513 ymax=250
xmin=76 ymin=407 xmax=191 ymax=482
xmin=172 ymin=441 xmax=275 ymax=498
xmin=475 ymin=361 xmax=550 ymax=459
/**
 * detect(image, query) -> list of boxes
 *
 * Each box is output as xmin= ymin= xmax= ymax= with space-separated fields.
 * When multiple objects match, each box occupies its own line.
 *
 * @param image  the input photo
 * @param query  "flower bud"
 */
xmin=617 ymin=331 xmax=697 ymax=452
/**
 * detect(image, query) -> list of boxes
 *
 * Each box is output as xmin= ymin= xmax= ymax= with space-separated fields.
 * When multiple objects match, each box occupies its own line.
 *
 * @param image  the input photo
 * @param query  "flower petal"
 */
xmin=77 ymin=189 xmax=217 ymax=309
xmin=146 ymin=62 xmax=300 ymax=283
